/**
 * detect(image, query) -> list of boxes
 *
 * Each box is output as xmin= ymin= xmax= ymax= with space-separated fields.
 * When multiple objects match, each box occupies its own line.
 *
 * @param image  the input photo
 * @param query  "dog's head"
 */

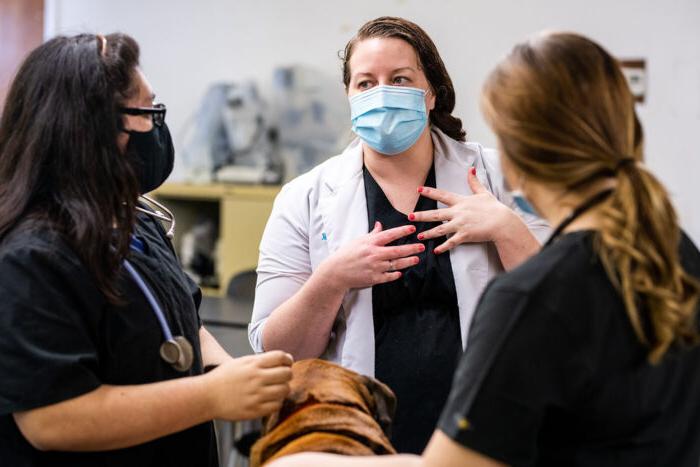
xmin=263 ymin=359 xmax=396 ymax=437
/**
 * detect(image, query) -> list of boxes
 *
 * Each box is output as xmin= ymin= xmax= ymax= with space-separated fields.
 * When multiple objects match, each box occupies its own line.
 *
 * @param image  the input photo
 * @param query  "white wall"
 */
xmin=45 ymin=0 xmax=700 ymax=242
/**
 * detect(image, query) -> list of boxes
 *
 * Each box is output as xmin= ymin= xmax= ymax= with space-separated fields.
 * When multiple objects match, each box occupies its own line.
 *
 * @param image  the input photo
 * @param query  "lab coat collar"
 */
xmin=324 ymin=127 xmax=474 ymax=193
xmin=322 ymin=137 xmax=364 ymax=194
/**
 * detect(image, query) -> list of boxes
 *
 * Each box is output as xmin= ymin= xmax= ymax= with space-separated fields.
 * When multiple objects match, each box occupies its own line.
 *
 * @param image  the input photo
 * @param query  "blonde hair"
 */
xmin=481 ymin=32 xmax=700 ymax=363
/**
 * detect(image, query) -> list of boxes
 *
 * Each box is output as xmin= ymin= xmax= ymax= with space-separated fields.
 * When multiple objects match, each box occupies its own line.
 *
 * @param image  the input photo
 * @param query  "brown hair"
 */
xmin=341 ymin=16 xmax=466 ymax=142
xmin=0 ymin=33 xmax=141 ymax=303
xmin=481 ymin=32 xmax=700 ymax=363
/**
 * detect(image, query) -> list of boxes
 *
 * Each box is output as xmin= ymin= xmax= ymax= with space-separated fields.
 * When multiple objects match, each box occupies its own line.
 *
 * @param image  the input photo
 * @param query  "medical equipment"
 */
xmin=136 ymin=194 xmax=176 ymax=239
xmin=179 ymin=66 xmax=349 ymax=184
xmin=349 ymin=85 xmax=427 ymax=155
xmin=127 ymin=200 xmax=192 ymax=372
xmin=271 ymin=65 xmax=350 ymax=180
xmin=180 ymin=218 xmax=218 ymax=288
xmin=180 ymin=82 xmax=282 ymax=184
xmin=123 ymin=241 xmax=194 ymax=372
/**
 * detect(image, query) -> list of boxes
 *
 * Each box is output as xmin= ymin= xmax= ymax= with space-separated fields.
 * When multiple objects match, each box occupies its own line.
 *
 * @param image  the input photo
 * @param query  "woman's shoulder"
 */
xmin=432 ymin=128 xmax=499 ymax=167
xmin=0 ymin=220 xmax=74 ymax=263
xmin=0 ymin=220 xmax=85 ymax=289
xmin=275 ymin=140 xmax=363 ymax=202
xmin=494 ymin=229 xmax=700 ymax=309
xmin=680 ymin=230 xmax=700 ymax=278
xmin=489 ymin=230 xmax=599 ymax=300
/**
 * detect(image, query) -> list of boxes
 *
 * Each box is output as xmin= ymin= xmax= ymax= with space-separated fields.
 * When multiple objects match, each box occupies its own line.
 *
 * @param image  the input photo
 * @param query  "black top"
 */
xmin=439 ymin=230 xmax=700 ymax=467
xmin=364 ymin=165 xmax=462 ymax=454
xmin=0 ymin=213 xmax=218 ymax=467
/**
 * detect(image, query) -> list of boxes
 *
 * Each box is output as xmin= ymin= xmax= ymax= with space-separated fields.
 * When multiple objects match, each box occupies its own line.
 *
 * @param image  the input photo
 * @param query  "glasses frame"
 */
xmin=119 ymin=103 xmax=167 ymax=127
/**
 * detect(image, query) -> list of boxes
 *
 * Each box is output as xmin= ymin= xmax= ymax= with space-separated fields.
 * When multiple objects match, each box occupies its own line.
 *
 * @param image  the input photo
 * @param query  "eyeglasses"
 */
xmin=119 ymin=103 xmax=167 ymax=127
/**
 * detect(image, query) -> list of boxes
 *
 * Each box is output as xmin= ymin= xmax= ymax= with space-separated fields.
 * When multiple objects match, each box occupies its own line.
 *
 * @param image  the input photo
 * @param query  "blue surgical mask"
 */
xmin=504 ymin=175 xmax=539 ymax=216
xmin=349 ymin=85 xmax=428 ymax=155
xmin=511 ymin=190 xmax=538 ymax=216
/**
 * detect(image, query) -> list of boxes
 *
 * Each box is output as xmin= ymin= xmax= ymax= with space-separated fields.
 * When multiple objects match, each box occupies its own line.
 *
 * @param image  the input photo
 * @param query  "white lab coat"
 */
xmin=249 ymin=128 xmax=550 ymax=376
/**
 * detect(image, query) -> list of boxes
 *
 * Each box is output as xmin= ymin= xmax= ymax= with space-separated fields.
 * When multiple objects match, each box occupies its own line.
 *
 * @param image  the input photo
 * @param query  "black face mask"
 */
xmin=126 ymin=122 xmax=175 ymax=194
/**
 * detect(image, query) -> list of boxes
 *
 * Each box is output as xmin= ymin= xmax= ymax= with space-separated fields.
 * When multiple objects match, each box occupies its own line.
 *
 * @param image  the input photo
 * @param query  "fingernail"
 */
xmin=417 ymin=186 xmax=424 ymax=193
xmin=414 ymin=257 xmax=420 ymax=264
xmin=417 ymin=233 xmax=424 ymax=240
xmin=470 ymin=167 xmax=476 ymax=176
xmin=397 ymin=271 xmax=402 ymax=278
xmin=418 ymin=243 xmax=425 ymax=251
xmin=408 ymin=213 xmax=415 ymax=221
xmin=409 ymin=225 xmax=416 ymax=233
xmin=433 ymin=248 xmax=441 ymax=255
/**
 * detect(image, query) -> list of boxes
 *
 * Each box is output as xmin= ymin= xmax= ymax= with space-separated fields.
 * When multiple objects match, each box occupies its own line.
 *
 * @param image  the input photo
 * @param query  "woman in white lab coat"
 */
xmin=249 ymin=16 xmax=549 ymax=453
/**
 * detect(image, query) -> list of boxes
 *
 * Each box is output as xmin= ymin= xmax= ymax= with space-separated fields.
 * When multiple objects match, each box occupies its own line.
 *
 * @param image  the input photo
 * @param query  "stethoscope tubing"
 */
xmin=122 ymin=201 xmax=193 ymax=371
xmin=122 ymin=258 xmax=174 ymax=342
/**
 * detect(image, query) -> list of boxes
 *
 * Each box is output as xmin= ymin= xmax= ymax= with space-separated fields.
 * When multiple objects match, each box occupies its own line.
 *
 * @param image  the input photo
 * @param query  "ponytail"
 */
xmin=596 ymin=162 xmax=700 ymax=363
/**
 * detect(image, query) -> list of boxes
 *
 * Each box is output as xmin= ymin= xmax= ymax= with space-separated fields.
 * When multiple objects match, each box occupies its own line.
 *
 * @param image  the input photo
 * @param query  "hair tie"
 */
xmin=614 ymin=157 xmax=636 ymax=173
xmin=96 ymin=34 xmax=107 ymax=57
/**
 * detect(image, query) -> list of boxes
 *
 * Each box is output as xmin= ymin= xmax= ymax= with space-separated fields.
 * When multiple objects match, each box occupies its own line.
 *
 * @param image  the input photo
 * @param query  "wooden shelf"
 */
xmin=154 ymin=183 xmax=280 ymax=201
xmin=153 ymin=182 xmax=281 ymax=297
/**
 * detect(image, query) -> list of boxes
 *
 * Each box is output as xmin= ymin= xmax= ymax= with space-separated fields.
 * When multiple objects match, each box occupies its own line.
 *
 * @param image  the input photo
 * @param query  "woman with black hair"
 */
xmin=0 ymin=33 xmax=293 ymax=467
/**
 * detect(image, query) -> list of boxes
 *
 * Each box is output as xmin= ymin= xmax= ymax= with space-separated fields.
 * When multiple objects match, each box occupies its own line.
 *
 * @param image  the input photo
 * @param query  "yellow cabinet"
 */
xmin=153 ymin=183 xmax=280 ymax=297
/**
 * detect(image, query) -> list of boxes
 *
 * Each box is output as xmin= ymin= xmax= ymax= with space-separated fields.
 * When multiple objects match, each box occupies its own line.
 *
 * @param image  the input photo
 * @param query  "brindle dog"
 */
xmin=250 ymin=359 xmax=397 ymax=466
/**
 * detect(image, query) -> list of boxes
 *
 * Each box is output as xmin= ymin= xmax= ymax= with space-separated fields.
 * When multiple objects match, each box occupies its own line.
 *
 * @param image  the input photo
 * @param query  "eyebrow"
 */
xmin=141 ymin=92 xmax=156 ymax=105
xmin=354 ymin=67 xmax=417 ymax=79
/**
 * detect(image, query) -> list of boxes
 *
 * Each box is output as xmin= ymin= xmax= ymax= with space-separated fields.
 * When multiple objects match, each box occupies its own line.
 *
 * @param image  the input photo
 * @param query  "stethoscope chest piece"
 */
xmin=122 ymin=257 xmax=194 ymax=373
xmin=160 ymin=336 xmax=194 ymax=372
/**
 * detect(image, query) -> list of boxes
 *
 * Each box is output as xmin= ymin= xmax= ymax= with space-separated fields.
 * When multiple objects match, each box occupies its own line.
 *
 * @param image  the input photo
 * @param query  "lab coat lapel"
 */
xmin=432 ymin=130 xmax=486 ymax=350
xmin=318 ymin=139 xmax=375 ymax=376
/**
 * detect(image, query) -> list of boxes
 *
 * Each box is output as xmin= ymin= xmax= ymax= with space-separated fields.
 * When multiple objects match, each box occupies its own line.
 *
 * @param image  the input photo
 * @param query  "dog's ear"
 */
xmin=363 ymin=376 xmax=397 ymax=437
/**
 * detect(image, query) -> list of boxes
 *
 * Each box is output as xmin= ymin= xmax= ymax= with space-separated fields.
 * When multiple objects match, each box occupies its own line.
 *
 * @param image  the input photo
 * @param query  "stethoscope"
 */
xmin=543 ymin=188 xmax=614 ymax=247
xmin=122 ymin=196 xmax=194 ymax=372
xmin=136 ymin=194 xmax=176 ymax=239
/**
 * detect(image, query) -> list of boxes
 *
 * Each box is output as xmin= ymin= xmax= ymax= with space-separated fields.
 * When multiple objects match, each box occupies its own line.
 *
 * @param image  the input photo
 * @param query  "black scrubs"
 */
xmin=0 ymin=213 xmax=218 ymax=467
xmin=364 ymin=165 xmax=462 ymax=454
xmin=438 ymin=230 xmax=700 ymax=467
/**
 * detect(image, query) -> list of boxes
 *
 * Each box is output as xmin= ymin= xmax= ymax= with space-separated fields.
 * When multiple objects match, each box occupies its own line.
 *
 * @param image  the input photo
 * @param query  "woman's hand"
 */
xmin=409 ymin=168 xmax=517 ymax=255
xmin=322 ymin=222 xmax=424 ymax=290
xmin=12 ymin=351 xmax=293 ymax=452
xmin=204 ymin=350 xmax=293 ymax=421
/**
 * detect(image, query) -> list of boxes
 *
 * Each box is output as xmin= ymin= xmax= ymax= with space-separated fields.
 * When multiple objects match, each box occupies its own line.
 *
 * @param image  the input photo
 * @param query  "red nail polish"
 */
xmin=470 ymin=167 xmax=476 ymax=176
xmin=408 ymin=213 xmax=415 ymax=221
xmin=433 ymin=248 xmax=440 ymax=255
xmin=419 ymin=244 xmax=426 ymax=251
xmin=417 ymin=186 xmax=424 ymax=193
xmin=417 ymin=233 xmax=424 ymax=240
xmin=409 ymin=225 xmax=416 ymax=233
xmin=414 ymin=257 xmax=420 ymax=264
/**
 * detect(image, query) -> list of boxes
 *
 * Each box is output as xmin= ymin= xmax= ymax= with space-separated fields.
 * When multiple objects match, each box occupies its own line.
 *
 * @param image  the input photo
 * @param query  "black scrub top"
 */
xmin=438 ymin=230 xmax=700 ymax=467
xmin=0 ymin=213 xmax=218 ymax=467
xmin=364 ymin=165 xmax=462 ymax=454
